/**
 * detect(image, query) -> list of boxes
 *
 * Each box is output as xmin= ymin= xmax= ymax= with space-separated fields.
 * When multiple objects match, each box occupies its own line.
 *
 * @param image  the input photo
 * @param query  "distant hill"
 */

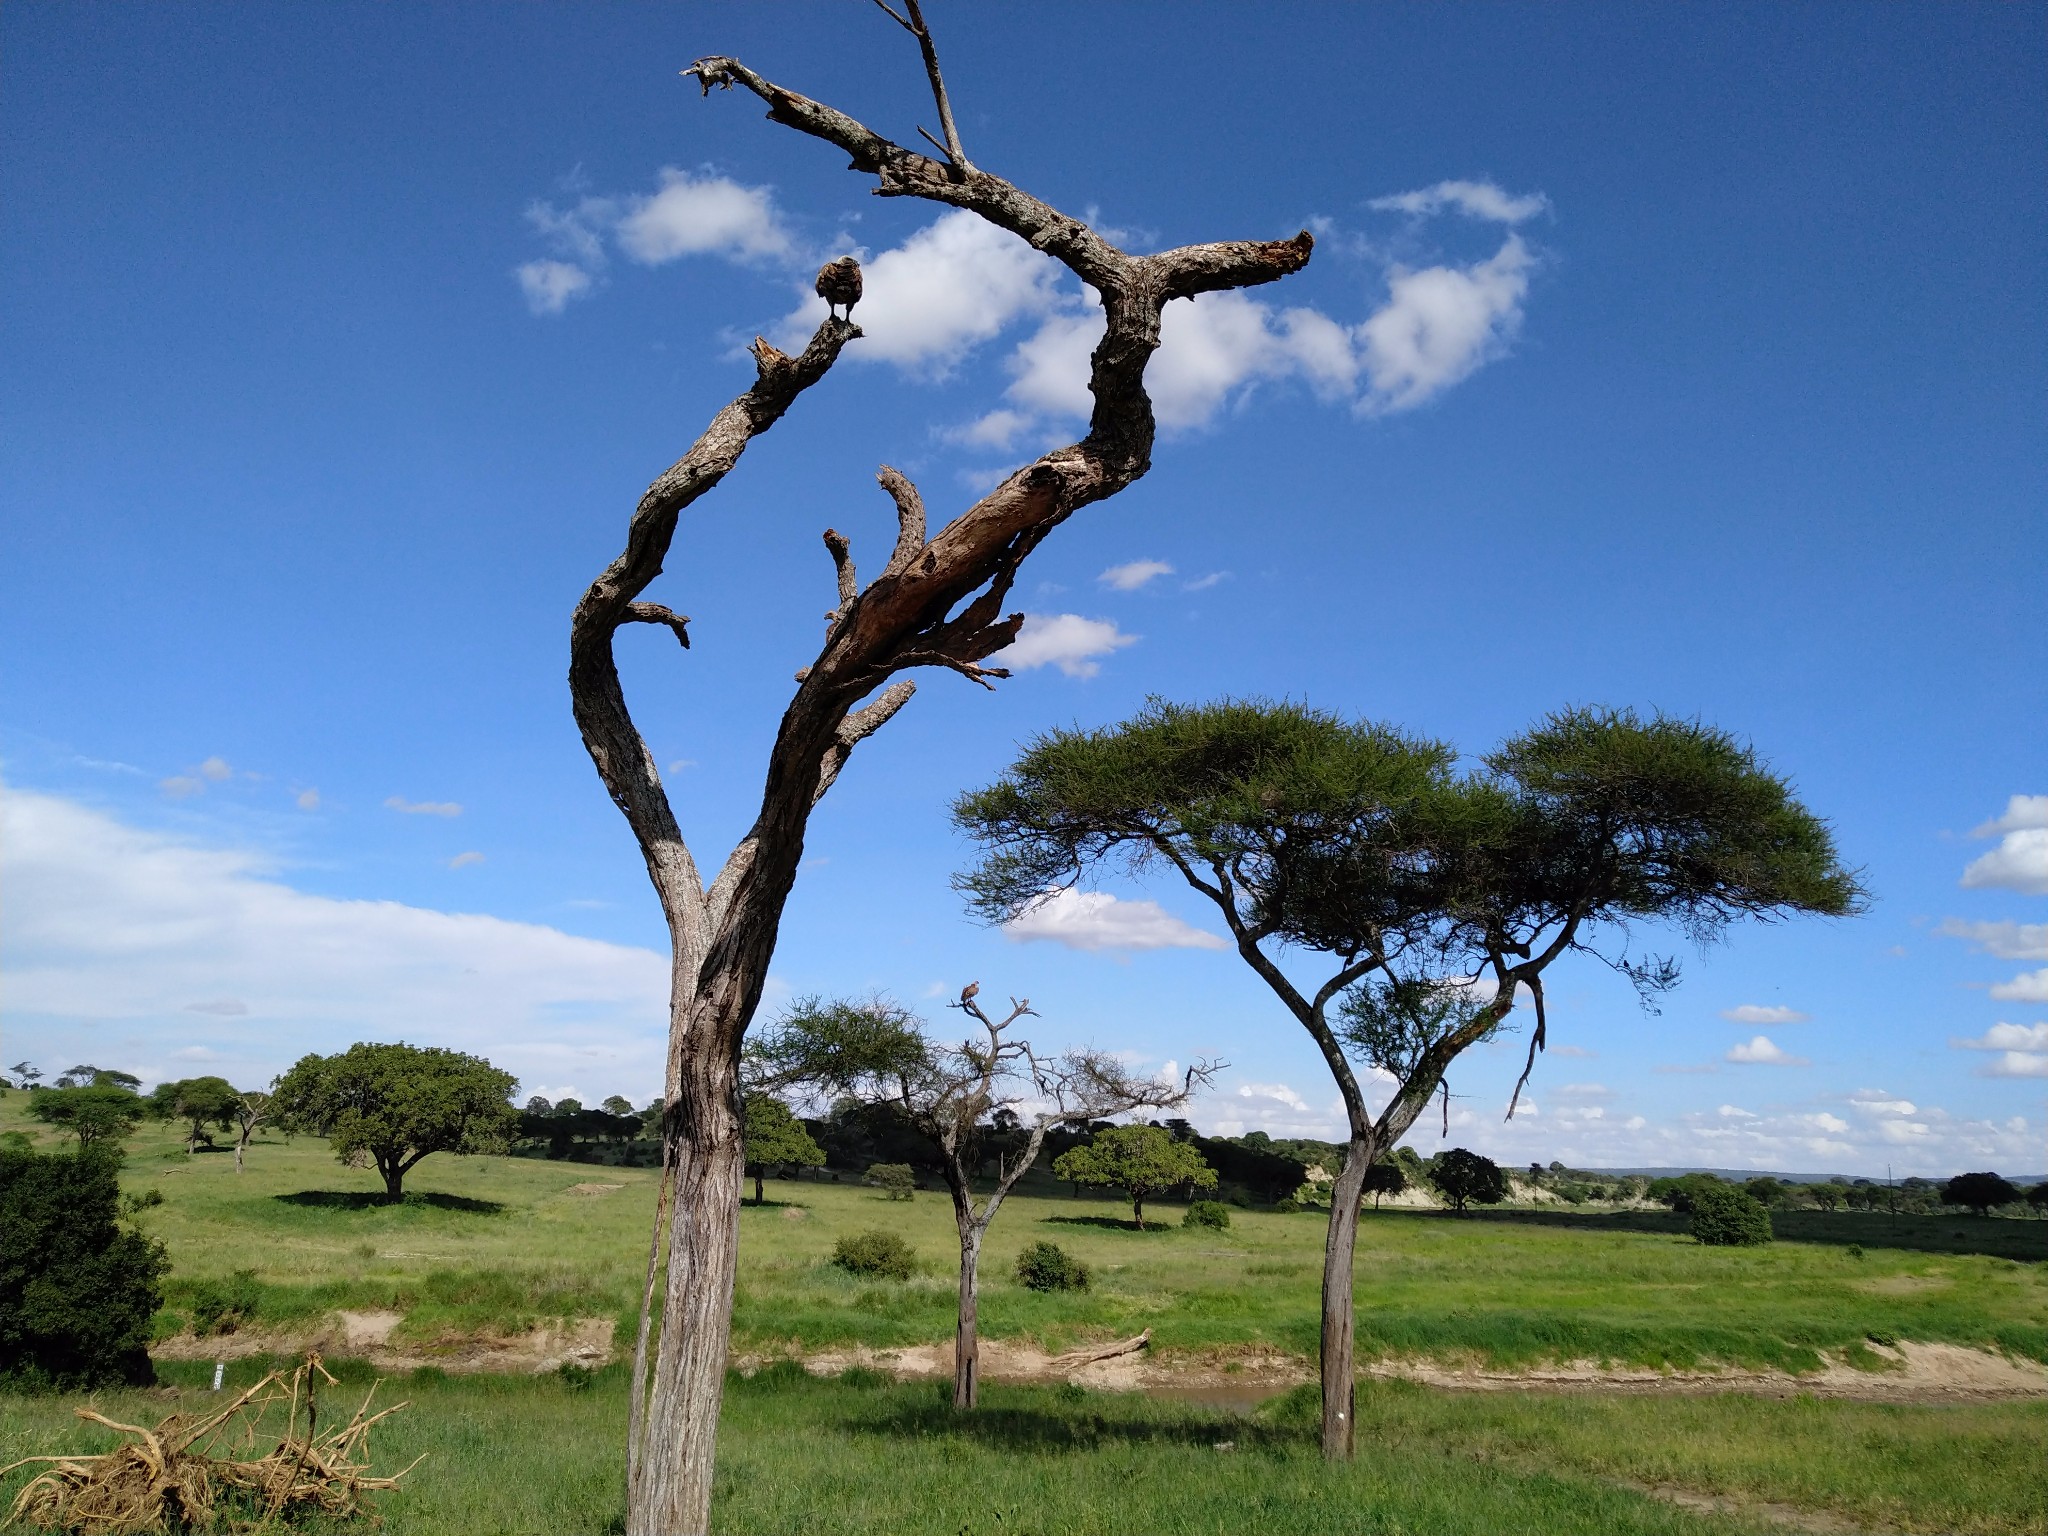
xmin=1590 ymin=1166 xmax=2048 ymax=1186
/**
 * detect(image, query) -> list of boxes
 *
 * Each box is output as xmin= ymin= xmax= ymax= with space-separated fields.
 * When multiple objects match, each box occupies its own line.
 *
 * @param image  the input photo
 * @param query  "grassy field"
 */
xmin=3 ymin=1359 xmax=2043 ymax=1534
xmin=6 ymin=1100 xmax=2038 ymax=1372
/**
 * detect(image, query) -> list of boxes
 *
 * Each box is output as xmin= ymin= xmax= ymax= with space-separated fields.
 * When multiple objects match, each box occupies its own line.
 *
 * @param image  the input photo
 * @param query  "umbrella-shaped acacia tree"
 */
xmin=954 ymin=698 xmax=1863 ymax=1459
xmin=565 ymin=10 xmax=1311 ymax=1530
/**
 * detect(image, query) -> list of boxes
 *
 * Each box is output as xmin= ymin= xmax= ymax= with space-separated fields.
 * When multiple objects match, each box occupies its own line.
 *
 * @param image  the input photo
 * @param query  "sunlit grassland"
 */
xmin=4 ymin=1096 xmax=2042 ymax=1370
xmin=3 ymin=1361 xmax=2042 ymax=1535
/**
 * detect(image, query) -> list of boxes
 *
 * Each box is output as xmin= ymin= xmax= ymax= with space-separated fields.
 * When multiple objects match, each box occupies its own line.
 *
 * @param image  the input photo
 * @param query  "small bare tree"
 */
xmin=756 ymin=990 xmax=1213 ymax=1409
xmin=566 ymin=8 xmax=1311 ymax=1529
xmin=232 ymin=1089 xmax=270 ymax=1175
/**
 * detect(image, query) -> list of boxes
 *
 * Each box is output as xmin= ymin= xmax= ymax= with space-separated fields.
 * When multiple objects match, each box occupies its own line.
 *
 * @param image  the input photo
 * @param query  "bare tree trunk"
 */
xmin=381 ymin=1160 xmax=404 ymax=1204
xmin=953 ymin=1224 xmax=982 ymax=1409
xmin=235 ymin=1140 xmax=244 ymax=1174
xmin=1319 ymin=1135 xmax=1371 ymax=1460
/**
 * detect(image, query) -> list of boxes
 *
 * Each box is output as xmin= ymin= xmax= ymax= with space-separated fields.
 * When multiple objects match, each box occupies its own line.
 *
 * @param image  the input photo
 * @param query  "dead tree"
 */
xmin=757 ymin=990 xmax=1214 ymax=1410
xmin=566 ymin=8 xmax=1311 ymax=1531
xmin=232 ymin=1090 xmax=270 ymax=1175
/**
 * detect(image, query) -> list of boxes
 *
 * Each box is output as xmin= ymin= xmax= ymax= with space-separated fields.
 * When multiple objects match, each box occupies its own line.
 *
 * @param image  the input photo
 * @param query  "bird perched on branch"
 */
xmin=815 ymin=255 xmax=863 ymax=321
xmin=960 ymin=980 xmax=980 ymax=1003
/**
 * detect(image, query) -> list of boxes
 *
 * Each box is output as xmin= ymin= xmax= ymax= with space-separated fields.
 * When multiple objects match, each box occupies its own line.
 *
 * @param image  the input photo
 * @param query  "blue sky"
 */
xmin=4 ymin=3 xmax=2043 ymax=1176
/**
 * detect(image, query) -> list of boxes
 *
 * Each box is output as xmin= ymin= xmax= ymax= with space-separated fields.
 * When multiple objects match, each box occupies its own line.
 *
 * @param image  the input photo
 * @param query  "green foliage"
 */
xmin=1014 ymin=1241 xmax=1090 ymax=1292
xmin=1361 ymin=1161 xmax=1408 ymax=1208
xmin=0 ymin=1144 xmax=166 ymax=1388
xmin=1648 ymin=1172 xmax=1724 ymax=1214
xmin=1944 ymin=1172 xmax=2020 ymax=1215
xmin=2029 ymin=1182 xmax=2048 ymax=1213
xmin=1745 ymin=1177 xmax=1786 ymax=1207
xmin=1688 ymin=1181 xmax=1774 ymax=1246
xmin=147 ymin=1075 xmax=241 ymax=1149
xmin=742 ymin=1095 xmax=824 ymax=1201
xmin=1182 ymin=1199 xmax=1231 ymax=1230
xmin=188 ymin=1268 xmax=263 ymax=1336
xmin=831 ymin=1229 xmax=915 ymax=1280
xmin=747 ymin=995 xmax=931 ymax=1098
xmin=26 ymin=1085 xmax=144 ymax=1151
xmin=862 ymin=1162 xmax=917 ymax=1200
xmin=1428 ymin=1148 xmax=1507 ymax=1214
xmin=271 ymin=1042 xmax=519 ymax=1202
xmin=1052 ymin=1124 xmax=1217 ymax=1228
xmin=1805 ymin=1180 xmax=1850 ymax=1211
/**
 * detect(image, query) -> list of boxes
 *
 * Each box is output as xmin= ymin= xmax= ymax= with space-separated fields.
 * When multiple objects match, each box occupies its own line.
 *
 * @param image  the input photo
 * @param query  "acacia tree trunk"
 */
xmin=953 ymin=1222 xmax=982 ymax=1409
xmin=1318 ymin=1134 xmax=1373 ymax=1459
xmin=571 ymin=42 xmax=1311 ymax=1535
xmin=380 ymin=1157 xmax=405 ymax=1204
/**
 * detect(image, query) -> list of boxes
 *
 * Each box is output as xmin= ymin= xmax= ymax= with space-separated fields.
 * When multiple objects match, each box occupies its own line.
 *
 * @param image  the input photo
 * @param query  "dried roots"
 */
xmin=3 ymin=1354 xmax=418 ymax=1533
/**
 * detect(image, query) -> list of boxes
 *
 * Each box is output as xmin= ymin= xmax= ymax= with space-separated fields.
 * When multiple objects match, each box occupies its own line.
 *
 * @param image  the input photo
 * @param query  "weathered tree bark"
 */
xmin=952 ymin=1222 xmax=982 ymax=1408
xmin=572 ymin=28 xmax=1310 ymax=1534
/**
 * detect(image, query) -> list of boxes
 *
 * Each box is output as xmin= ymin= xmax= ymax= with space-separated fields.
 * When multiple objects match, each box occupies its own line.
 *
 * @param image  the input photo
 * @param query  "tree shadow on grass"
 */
xmin=1040 ymin=1215 xmax=1167 ymax=1233
xmin=273 ymin=1190 xmax=505 ymax=1214
xmin=840 ymin=1390 xmax=1301 ymax=1455
xmin=1462 ymin=1206 xmax=2047 ymax=1262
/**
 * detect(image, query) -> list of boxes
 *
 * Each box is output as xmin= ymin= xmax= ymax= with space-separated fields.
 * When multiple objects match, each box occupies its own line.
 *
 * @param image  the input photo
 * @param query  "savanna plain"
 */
xmin=5 ymin=1101 xmax=2044 ymax=1535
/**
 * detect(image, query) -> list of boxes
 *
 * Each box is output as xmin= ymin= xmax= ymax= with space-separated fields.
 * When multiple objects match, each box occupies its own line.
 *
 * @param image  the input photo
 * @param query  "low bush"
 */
xmin=1272 ymin=1197 xmax=1301 ymax=1214
xmin=1689 ymin=1181 xmax=1773 ymax=1246
xmin=832 ymin=1229 xmax=915 ymax=1280
xmin=1182 ymin=1200 xmax=1231 ymax=1231
xmin=1014 ymin=1241 xmax=1089 ymax=1292
xmin=188 ymin=1269 xmax=263 ymax=1336
xmin=862 ymin=1163 xmax=916 ymax=1201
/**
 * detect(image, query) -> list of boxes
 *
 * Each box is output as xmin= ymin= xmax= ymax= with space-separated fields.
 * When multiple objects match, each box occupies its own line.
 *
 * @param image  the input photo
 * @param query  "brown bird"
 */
xmin=959 ymin=981 xmax=980 ymax=1003
xmin=815 ymin=255 xmax=863 ymax=321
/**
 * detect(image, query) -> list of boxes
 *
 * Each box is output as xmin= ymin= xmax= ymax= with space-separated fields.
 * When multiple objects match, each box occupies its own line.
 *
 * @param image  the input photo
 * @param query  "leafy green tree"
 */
xmin=1427 ymin=1148 xmax=1506 ymax=1214
xmin=1805 ymin=1180 xmax=1849 ymax=1211
xmin=957 ymin=698 xmax=1860 ymax=1458
xmin=863 ymin=1162 xmax=917 ymax=1200
xmin=271 ymin=1042 xmax=518 ymax=1202
xmin=1 ymin=1144 xmax=168 ymax=1388
xmin=28 ymin=1085 xmax=145 ymax=1152
xmin=1053 ymin=1124 xmax=1218 ymax=1229
xmin=1361 ymin=1160 xmax=1408 ymax=1210
xmin=602 ymin=1095 xmax=637 ymax=1118
xmin=149 ymin=1075 xmax=241 ymax=1154
xmin=1689 ymin=1181 xmax=1773 ymax=1246
xmin=1744 ymin=1177 xmax=1785 ymax=1207
xmin=1943 ymin=1171 xmax=2019 ymax=1216
xmin=2028 ymin=1182 xmax=2048 ymax=1215
xmin=742 ymin=1094 xmax=824 ymax=1204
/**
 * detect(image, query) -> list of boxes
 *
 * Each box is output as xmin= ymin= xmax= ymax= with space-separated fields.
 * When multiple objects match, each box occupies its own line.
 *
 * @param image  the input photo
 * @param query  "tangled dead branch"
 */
xmin=3 ymin=1355 xmax=417 ymax=1534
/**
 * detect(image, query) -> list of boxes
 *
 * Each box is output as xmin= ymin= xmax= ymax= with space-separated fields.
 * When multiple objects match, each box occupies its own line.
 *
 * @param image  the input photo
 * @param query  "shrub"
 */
xmin=832 ymin=1229 xmax=915 ymax=1279
xmin=1688 ymin=1181 xmax=1773 ymax=1246
xmin=1 ymin=1144 xmax=168 ymax=1388
xmin=862 ymin=1163 xmax=917 ymax=1201
xmin=188 ymin=1269 xmax=263 ymax=1336
xmin=1014 ymin=1241 xmax=1089 ymax=1292
xmin=1182 ymin=1200 xmax=1231 ymax=1231
xmin=1272 ymin=1197 xmax=1300 ymax=1214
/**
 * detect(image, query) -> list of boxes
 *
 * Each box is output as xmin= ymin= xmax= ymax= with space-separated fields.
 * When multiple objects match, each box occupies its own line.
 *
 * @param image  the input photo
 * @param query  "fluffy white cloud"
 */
xmin=1972 ymin=794 xmax=2048 ymax=837
xmin=1720 ymin=1004 xmax=1810 ymax=1026
xmin=1099 ymin=560 xmax=1174 ymax=591
xmin=448 ymin=851 xmax=486 ymax=870
xmin=199 ymin=757 xmax=233 ymax=782
xmin=1726 ymin=1035 xmax=1808 ymax=1066
xmin=1980 ymin=1052 xmax=2048 ymax=1079
xmin=1990 ymin=968 xmax=2048 ymax=1003
xmin=1369 ymin=181 xmax=1550 ymax=224
xmin=1962 ymin=827 xmax=2048 ymax=895
xmin=517 ymin=259 xmax=593 ymax=315
xmin=1953 ymin=1021 xmax=2048 ymax=1052
xmin=941 ymin=409 xmax=1034 ymax=452
xmin=1717 ymin=1104 xmax=1757 ymax=1118
xmin=995 ymin=613 xmax=1137 ymax=678
xmin=160 ymin=776 xmax=204 ymax=800
xmin=616 ymin=168 xmax=792 ymax=264
xmin=0 ymin=784 xmax=669 ymax=1099
xmin=1354 ymin=236 xmax=1534 ymax=412
xmin=1203 ymin=1079 xmax=1349 ymax=1140
xmin=1001 ymin=888 xmax=1226 ymax=953
xmin=295 ymin=788 xmax=321 ymax=812
xmin=385 ymin=796 xmax=462 ymax=817
xmin=777 ymin=210 xmax=1065 ymax=372
xmin=1937 ymin=918 xmax=2048 ymax=961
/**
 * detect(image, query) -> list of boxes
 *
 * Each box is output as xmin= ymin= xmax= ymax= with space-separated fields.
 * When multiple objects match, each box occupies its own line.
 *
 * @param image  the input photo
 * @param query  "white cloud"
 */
xmin=1990 ymin=968 xmax=2048 ymax=1003
xmin=1099 ymin=560 xmax=1174 ymax=591
xmin=1848 ymin=1090 xmax=1917 ymax=1117
xmin=1962 ymin=828 xmax=2048 ymax=895
xmin=1726 ymin=1035 xmax=1808 ymax=1066
xmin=995 ymin=613 xmax=1137 ymax=678
xmin=941 ymin=409 xmax=1034 ymax=452
xmin=1355 ymin=235 xmax=1534 ymax=412
xmin=448 ymin=851 xmax=486 ymax=870
xmin=199 ymin=757 xmax=233 ymax=782
xmin=1369 ymin=180 xmax=1550 ymax=224
xmin=1553 ymin=1082 xmax=1613 ymax=1101
xmin=517 ymin=259 xmax=593 ymax=316
xmin=1182 ymin=572 xmax=1228 ymax=592
xmin=1204 ymin=1078 xmax=1348 ymax=1140
xmin=385 ymin=796 xmax=462 ymax=818
xmin=1717 ymin=1104 xmax=1756 ymax=1118
xmin=1953 ymin=1021 xmax=2048 ymax=1052
xmin=1720 ymin=1004 xmax=1811 ymax=1026
xmin=0 ymin=783 xmax=669 ymax=1099
xmin=1003 ymin=307 xmax=1102 ymax=418
xmin=1550 ymin=1043 xmax=1597 ymax=1059
xmin=1001 ymin=888 xmax=1226 ymax=953
xmin=160 ymin=776 xmax=204 ymax=800
xmin=777 ymin=210 xmax=1065 ymax=372
xmin=1981 ymin=1052 xmax=2048 ymax=1079
xmin=1936 ymin=918 xmax=2048 ymax=961
xmin=616 ymin=168 xmax=792 ymax=265
xmin=295 ymin=788 xmax=321 ymax=812
xmin=1972 ymin=794 xmax=2048 ymax=837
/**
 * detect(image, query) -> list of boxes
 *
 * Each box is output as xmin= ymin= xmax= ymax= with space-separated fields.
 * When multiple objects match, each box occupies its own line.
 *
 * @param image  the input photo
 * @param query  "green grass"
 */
xmin=6 ymin=1096 xmax=2043 ymax=1372
xmin=3 ymin=1361 xmax=2042 ymax=1535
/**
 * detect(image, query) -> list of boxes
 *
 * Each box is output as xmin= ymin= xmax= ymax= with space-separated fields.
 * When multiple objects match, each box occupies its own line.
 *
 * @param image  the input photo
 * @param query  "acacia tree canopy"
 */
xmin=956 ymin=697 xmax=1861 ymax=1457
xmin=149 ymin=1076 xmax=240 ymax=1153
xmin=1052 ymin=1124 xmax=1218 ymax=1229
xmin=1427 ymin=1148 xmax=1506 ymax=1214
xmin=270 ymin=1042 xmax=518 ymax=1203
xmin=29 ymin=1086 xmax=145 ymax=1152
xmin=741 ymin=1094 xmax=824 ymax=1204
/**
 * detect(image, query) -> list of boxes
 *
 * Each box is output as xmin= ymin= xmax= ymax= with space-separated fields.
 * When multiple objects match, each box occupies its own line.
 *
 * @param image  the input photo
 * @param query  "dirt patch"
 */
xmin=154 ymin=1315 xmax=615 ymax=1375
xmin=761 ymin=1337 xmax=2048 ymax=1406
xmin=562 ymin=1182 xmax=625 ymax=1197
xmin=780 ymin=1207 xmax=809 ymax=1221
xmin=1635 ymin=1483 xmax=1879 ymax=1535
